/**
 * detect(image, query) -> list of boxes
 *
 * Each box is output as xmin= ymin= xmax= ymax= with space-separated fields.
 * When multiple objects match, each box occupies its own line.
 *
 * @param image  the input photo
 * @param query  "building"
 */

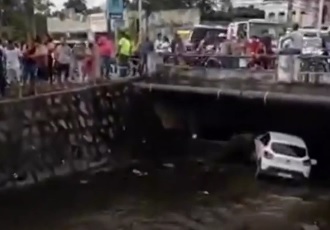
xmin=230 ymin=0 xmax=330 ymax=27
xmin=47 ymin=9 xmax=108 ymax=41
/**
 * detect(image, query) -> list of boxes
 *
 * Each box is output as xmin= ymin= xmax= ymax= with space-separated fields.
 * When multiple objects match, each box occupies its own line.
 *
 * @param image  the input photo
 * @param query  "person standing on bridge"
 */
xmin=117 ymin=31 xmax=131 ymax=77
xmin=72 ymin=41 xmax=87 ymax=82
xmin=22 ymin=40 xmax=37 ymax=86
xmin=44 ymin=34 xmax=55 ymax=83
xmin=4 ymin=40 xmax=22 ymax=85
xmin=281 ymin=23 xmax=304 ymax=54
xmin=54 ymin=37 xmax=71 ymax=84
xmin=154 ymin=33 xmax=163 ymax=53
xmin=30 ymin=36 xmax=48 ymax=82
xmin=98 ymin=35 xmax=114 ymax=79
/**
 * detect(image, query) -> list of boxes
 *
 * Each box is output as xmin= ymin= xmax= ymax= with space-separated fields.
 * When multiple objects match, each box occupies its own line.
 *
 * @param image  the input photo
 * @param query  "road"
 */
xmin=0 ymin=142 xmax=329 ymax=230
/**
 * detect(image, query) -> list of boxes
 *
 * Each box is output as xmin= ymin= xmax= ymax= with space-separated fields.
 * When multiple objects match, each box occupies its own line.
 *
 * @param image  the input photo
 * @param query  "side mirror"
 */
xmin=311 ymin=159 xmax=317 ymax=166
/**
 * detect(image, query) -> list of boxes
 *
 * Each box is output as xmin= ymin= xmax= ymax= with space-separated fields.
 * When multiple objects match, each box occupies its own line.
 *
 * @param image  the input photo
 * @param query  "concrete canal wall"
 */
xmin=0 ymin=80 xmax=164 ymax=189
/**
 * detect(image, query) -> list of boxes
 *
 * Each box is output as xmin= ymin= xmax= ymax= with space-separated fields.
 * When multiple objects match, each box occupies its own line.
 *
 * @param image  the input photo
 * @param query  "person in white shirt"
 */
xmin=54 ymin=37 xmax=72 ymax=83
xmin=4 ymin=40 xmax=21 ymax=84
xmin=159 ymin=36 xmax=171 ymax=53
xmin=154 ymin=33 xmax=163 ymax=53
xmin=281 ymin=23 xmax=303 ymax=53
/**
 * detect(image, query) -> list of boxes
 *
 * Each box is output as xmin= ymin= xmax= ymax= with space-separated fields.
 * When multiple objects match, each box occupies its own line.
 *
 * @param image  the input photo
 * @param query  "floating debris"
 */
xmin=132 ymin=169 xmax=148 ymax=176
xmin=162 ymin=163 xmax=175 ymax=169
xmin=199 ymin=190 xmax=209 ymax=195
xmin=79 ymin=180 xmax=89 ymax=185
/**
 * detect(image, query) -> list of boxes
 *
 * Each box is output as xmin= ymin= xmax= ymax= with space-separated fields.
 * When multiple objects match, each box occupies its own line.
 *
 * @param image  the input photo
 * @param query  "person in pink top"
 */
xmin=97 ymin=35 xmax=114 ymax=78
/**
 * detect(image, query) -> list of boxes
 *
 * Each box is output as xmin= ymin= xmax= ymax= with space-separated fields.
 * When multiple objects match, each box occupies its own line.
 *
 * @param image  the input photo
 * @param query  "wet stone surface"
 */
xmin=0 ymin=81 xmax=132 ymax=190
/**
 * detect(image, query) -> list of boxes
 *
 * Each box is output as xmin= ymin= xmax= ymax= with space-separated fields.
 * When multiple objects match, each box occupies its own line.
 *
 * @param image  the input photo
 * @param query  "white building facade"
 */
xmin=231 ymin=0 xmax=330 ymax=27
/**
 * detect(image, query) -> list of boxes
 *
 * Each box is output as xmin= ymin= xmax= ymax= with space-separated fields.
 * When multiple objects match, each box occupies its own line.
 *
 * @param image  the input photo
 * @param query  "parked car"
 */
xmin=254 ymin=131 xmax=317 ymax=180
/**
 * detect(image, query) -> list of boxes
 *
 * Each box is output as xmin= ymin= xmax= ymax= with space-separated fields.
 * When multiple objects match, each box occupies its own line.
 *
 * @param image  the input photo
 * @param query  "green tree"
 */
xmin=35 ymin=0 xmax=54 ymax=15
xmin=86 ymin=6 xmax=103 ymax=14
xmin=0 ymin=0 xmax=52 ymax=39
xmin=63 ymin=0 xmax=87 ymax=13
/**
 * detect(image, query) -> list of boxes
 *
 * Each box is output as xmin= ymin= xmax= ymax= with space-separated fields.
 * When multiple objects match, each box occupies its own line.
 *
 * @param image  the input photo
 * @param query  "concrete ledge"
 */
xmin=157 ymin=64 xmax=276 ymax=81
xmin=134 ymin=82 xmax=330 ymax=106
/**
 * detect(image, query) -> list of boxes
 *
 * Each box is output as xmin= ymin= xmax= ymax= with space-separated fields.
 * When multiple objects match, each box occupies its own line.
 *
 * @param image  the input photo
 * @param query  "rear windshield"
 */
xmin=271 ymin=143 xmax=306 ymax=158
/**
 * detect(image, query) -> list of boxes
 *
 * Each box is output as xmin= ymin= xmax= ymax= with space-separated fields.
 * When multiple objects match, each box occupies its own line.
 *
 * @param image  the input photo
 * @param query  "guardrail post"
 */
xmin=147 ymin=52 xmax=163 ymax=77
xmin=277 ymin=54 xmax=294 ymax=83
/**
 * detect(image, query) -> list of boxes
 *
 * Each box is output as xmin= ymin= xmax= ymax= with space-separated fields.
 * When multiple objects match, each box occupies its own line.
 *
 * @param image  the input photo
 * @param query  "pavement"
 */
xmin=0 ymin=76 xmax=140 ymax=103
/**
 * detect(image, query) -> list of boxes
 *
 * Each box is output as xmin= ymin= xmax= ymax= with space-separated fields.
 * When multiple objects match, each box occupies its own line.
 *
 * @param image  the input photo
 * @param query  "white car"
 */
xmin=254 ymin=131 xmax=317 ymax=180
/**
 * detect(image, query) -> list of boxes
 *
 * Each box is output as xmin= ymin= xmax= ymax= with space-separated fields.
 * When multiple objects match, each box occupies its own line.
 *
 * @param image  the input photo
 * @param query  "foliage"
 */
xmin=63 ymin=0 xmax=88 ymax=13
xmin=0 ymin=0 xmax=93 ymax=40
xmin=86 ymin=7 xmax=103 ymax=14
xmin=201 ymin=7 xmax=265 ymax=22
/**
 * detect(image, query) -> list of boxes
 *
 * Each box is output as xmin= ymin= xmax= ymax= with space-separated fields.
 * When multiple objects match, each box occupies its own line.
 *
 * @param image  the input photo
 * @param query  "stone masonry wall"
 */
xmin=0 ymin=82 xmax=133 ymax=190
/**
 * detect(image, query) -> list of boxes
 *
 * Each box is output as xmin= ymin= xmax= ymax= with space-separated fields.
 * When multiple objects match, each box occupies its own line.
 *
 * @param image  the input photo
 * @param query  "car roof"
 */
xmin=194 ymin=24 xmax=227 ymax=29
xmin=268 ymin=131 xmax=306 ymax=147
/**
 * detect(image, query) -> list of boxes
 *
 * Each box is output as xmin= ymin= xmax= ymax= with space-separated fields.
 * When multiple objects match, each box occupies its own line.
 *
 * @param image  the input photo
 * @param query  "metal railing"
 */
xmin=157 ymin=53 xmax=330 ymax=84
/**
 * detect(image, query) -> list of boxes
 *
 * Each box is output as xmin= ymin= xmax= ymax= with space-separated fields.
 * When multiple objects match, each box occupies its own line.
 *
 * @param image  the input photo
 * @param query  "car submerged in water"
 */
xmin=253 ymin=132 xmax=317 ymax=181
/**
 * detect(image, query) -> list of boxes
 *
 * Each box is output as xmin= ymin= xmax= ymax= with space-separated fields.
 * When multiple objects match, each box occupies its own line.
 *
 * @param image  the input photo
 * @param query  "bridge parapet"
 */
xmin=136 ymin=54 xmax=330 ymax=106
xmin=153 ymin=53 xmax=330 ymax=85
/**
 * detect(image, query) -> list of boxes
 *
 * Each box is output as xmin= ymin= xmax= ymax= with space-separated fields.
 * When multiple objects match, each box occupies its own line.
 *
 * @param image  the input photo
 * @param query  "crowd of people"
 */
xmin=149 ymin=23 xmax=330 ymax=70
xmin=0 ymin=30 xmax=138 ymax=97
xmin=0 ymin=23 xmax=326 ymax=98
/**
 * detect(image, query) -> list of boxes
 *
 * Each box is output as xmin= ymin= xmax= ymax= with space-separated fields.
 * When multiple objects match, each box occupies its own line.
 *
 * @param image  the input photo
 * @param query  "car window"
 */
xmin=259 ymin=133 xmax=270 ymax=146
xmin=237 ymin=23 xmax=247 ymax=39
xmin=271 ymin=143 xmax=307 ymax=158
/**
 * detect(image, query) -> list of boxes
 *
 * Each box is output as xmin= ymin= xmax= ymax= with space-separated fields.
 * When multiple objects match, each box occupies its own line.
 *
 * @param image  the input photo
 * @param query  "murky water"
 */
xmin=0 ymin=150 xmax=330 ymax=230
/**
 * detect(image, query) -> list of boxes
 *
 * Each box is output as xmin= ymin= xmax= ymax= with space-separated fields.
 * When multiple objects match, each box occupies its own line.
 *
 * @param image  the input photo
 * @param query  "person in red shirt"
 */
xmin=246 ymin=36 xmax=265 ymax=69
xmin=246 ymin=36 xmax=262 ymax=54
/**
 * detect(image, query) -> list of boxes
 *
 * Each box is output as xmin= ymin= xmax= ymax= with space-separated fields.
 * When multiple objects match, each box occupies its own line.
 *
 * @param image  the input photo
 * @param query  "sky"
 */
xmin=52 ymin=0 xmax=105 ymax=10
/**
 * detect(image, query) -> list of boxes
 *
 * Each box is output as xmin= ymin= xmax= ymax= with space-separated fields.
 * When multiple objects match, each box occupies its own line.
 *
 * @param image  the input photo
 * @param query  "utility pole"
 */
xmin=138 ymin=0 xmax=143 ymax=43
xmin=287 ymin=0 xmax=294 ymax=27
xmin=25 ymin=0 xmax=36 ymax=39
xmin=0 ymin=0 xmax=3 ymax=37
xmin=317 ymin=0 xmax=325 ymax=36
